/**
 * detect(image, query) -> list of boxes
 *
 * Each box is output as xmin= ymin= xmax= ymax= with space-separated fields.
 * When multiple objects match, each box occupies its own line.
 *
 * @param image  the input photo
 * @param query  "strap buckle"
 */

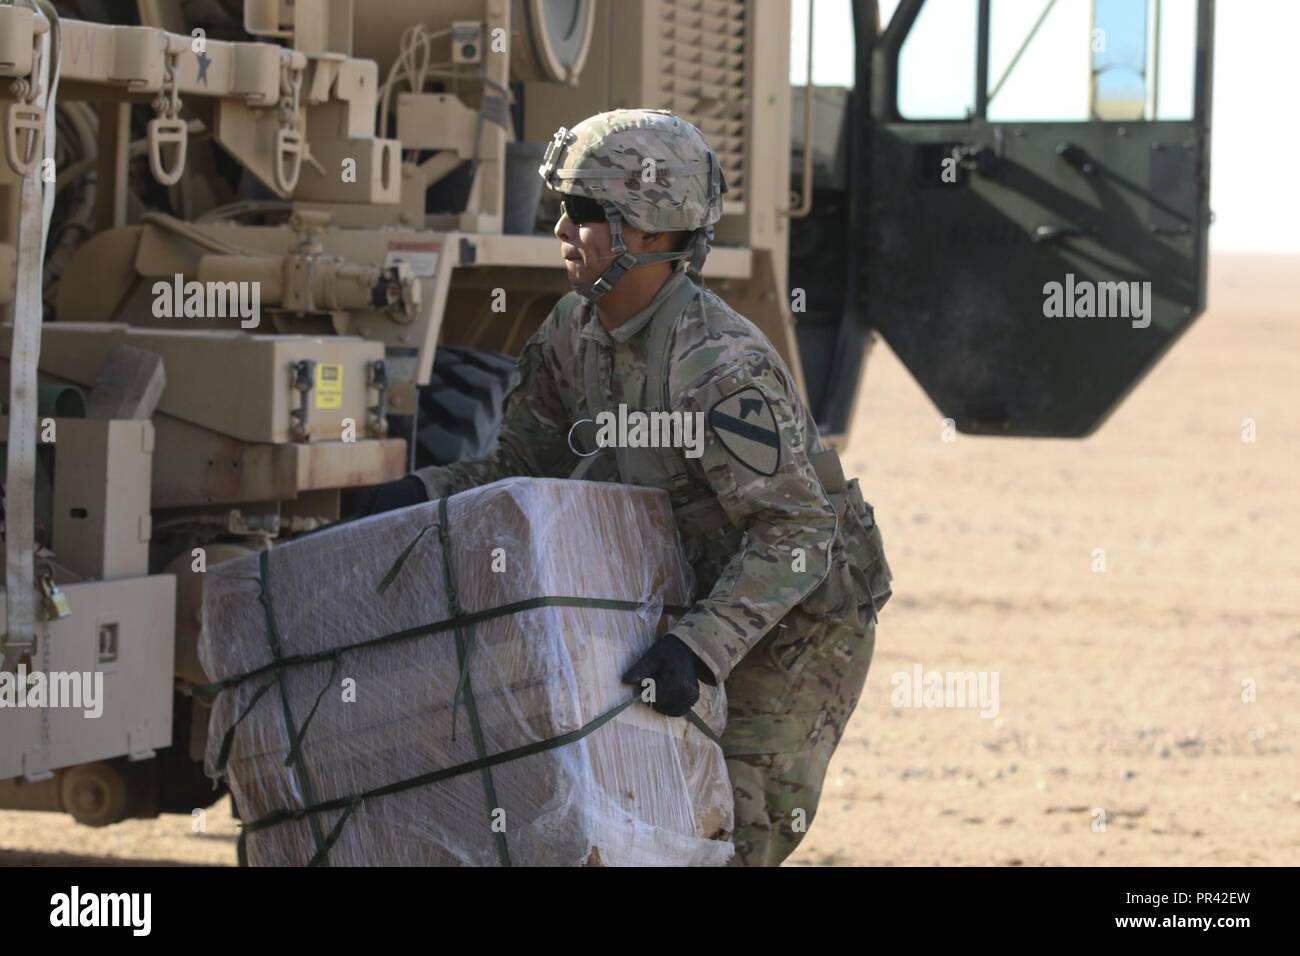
xmin=273 ymin=53 xmax=307 ymax=194
xmin=4 ymin=21 xmax=46 ymax=178
xmin=274 ymin=126 xmax=304 ymax=194
xmin=147 ymin=116 xmax=188 ymax=186
xmin=4 ymin=101 xmax=44 ymax=177
xmin=148 ymin=47 xmax=187 ymax=185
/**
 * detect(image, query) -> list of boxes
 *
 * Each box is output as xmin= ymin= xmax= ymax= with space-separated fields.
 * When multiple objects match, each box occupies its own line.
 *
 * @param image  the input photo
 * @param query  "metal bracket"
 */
xmin=273 ymin=126 xmax=304 ymax=194
xmin=127 ymin=725 xmax=156 ymax=762
xmin=4 ymin=101 xmax=44 ymax=177
xmin=146 ymin=116 xmax=187 ymax=186
xmin=1056 ymin=141 xmax=1096 ymax=174
xmin=951 ymin=142 xmax=999 ymax=176
xmin=273 ymin=52 xmax=307 ymax=194
xmin=289 ymin=359 xmax=316 ymax=442
xmin=147 ymin=43 xmax=187 ymax=185
xmin=3 ymin=18 xmax=46 ymax=178
xmin=368 ymin=359 xmax=389 ymax=438
xmin=22 ymin=746 xmax=52 ymax=782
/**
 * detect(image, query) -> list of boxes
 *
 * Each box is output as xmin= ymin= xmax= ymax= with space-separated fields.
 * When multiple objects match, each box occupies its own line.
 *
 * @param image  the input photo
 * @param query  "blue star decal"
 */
xmin=196 ymin=51 xmax=212 ymax=85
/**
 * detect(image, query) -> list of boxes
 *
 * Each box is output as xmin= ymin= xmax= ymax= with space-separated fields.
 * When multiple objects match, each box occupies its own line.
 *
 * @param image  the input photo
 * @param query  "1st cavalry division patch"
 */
xmin=708 ymin=387 xmax=780 ymax=476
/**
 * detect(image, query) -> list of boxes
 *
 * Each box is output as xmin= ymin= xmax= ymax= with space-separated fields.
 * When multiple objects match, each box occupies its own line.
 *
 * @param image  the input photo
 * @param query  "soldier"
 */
xmin=357 ymin=109 xmax=892 ymax=866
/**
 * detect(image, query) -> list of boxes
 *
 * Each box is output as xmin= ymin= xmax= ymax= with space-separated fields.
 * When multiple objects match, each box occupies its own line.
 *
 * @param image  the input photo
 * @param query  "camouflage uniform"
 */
xmin=414 ymin=110 xmax=891 ymax=866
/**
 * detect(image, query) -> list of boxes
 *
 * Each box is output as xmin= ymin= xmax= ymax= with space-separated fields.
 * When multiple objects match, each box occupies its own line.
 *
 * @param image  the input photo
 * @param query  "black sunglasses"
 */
xmin=562 ymin=195 xmax=607 ymax=226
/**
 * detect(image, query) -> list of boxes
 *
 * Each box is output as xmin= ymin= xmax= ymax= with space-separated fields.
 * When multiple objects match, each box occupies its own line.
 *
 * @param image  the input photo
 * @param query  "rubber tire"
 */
xmin=414 ymin=346 xmax=518 ymax=468
xmin=60 ymin=761 xmax=132 ymax=827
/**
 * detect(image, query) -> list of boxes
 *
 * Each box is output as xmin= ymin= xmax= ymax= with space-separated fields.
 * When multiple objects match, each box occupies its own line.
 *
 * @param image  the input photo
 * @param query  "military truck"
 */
xmin=0 ymin=0 xmax=1214 ymax=826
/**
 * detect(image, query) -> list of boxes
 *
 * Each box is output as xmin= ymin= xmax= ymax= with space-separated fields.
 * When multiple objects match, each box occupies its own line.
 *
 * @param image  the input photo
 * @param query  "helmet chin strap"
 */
xmin=574 ymin=206 xmax=702 ymax=302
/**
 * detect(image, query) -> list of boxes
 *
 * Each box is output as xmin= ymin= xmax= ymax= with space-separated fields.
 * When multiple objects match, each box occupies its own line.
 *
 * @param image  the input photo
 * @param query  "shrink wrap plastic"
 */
xmin=200 ymin=477 xmax=734 ymax=866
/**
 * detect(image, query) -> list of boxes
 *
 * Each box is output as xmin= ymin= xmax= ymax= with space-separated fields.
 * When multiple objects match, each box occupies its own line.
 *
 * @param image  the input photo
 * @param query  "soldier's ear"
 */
xmin=642 ymin=231 xmax=672 ymax=252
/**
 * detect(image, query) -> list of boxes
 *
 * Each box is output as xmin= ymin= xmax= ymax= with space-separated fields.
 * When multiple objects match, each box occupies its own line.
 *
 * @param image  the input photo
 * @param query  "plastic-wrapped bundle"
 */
xmin=199 ymin=477 xmax=734 ymax=866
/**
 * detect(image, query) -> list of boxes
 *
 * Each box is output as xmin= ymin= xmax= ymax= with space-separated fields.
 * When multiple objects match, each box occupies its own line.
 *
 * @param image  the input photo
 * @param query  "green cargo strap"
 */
xmin=232 ymin=693 xmax=724 ymax=860
xmin=375 ymin=521 xmax=437 ymax=595
xmin=307 ymin=799 xmax=363 ymax=868
xmin=242 ymin=691 xmax=658 ymax=849
xmin=284 ymin=656 xmax=342 ymax=769
xmin=683 ymin=708 xmax=722 ymax=747
xmin=240 ymin=692 xmax=721 ymax=839
xmin=192 ymin=594 xmax=690 ymax=700
xmin=217 ymin=499 xmax=723 ymax=865
xmin=254 ymin=549 xmax=331 ymax=862
xmin=435 ymin=494 xmax=511 ymax=866
xmin=214 ymin=676 xmax=276 ymax=774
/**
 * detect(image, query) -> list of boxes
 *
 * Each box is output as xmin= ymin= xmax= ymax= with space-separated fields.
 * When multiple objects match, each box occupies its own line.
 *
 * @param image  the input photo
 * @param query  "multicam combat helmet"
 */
xmin=538 ymin=108 xmax=727 ymax=301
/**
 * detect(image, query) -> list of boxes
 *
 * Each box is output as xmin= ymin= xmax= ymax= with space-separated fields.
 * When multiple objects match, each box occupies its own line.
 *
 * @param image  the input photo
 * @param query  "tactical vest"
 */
xmin=564 ymin=277 xmax=892 ymax=621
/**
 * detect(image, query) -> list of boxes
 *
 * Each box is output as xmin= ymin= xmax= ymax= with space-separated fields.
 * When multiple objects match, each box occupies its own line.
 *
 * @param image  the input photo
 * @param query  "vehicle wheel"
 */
xmin=414 ymin=346 xmax=518 ymax=468
xmin=60 ymin=761 xmax=132 ymax=827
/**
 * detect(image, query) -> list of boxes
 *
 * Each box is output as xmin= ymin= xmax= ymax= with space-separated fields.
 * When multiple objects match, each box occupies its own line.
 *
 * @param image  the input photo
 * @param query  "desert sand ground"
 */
xmin=1 ymin=253 xmax=1296 ymax=866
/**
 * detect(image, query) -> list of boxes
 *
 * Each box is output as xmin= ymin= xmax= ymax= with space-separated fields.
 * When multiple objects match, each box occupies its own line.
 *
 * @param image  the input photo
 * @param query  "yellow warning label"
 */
xmin=315 ymin=364 xmax=343 ymax=410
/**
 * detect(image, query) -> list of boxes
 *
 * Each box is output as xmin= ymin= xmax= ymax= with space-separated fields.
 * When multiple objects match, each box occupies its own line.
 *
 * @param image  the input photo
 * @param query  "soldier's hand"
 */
xmin=344 ymin=475 xmax=429 ymax=518
xmin=622 ymin=634 xmax=715 ymax=717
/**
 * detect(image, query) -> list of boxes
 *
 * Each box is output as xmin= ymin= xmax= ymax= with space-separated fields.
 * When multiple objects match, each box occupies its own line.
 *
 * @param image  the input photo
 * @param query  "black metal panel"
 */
xmin=862 ymin=120 xmax=1209 ymax=436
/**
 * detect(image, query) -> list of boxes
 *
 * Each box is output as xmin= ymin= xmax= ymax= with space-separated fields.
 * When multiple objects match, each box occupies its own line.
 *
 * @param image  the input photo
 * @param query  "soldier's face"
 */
xmin=555 ymin=206 xmax=613 ymax=285
xmin=554 ymin=208 xmax=657 ymax=286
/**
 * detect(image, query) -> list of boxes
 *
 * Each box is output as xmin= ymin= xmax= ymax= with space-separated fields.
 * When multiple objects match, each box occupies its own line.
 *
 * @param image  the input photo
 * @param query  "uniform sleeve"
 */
xmin=413 ymin=312 xmax=575 ymax=499
xmin=668 ymin=352 xmax=838 ymax=683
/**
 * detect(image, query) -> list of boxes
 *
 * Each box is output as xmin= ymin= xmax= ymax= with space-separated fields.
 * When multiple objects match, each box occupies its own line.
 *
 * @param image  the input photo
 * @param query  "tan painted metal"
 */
xmin=149 ymin=412 xmax=407 ymax=508
xmin=0 ymin=8 xmax=397 ymax=203
xmin=0 ymin=415 xmax=153 ymax=581
xmin=1 ymin=323 xmax=387 ymax=445
xmin=0 ymin=574 xmax=175 ymax=782
xmin=164 ymin=543 xmax=253 ymax=688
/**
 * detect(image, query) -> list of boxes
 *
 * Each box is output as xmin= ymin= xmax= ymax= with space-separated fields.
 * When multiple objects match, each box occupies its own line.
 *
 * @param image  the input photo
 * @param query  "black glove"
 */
xmin=622 ymin=634 xmax=717 ymax=717
xmin=343 ymin=474 xmax=429 ymax=518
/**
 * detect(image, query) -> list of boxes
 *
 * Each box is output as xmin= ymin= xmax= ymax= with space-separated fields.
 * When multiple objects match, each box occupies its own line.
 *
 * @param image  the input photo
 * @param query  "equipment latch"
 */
xmin=273 ymin=52 xmax=308 ymax=194
xmin=147 ymin=42 xmax=188 ymax=185
xmin=4 ymin=102 xmax=43 ymax=177
xmin=3 ymin=24 xmax=46 ymax=177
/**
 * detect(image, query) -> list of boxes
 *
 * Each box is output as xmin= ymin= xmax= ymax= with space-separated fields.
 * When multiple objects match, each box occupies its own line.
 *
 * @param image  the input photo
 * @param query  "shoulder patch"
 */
xmin=709 ymin=386 xmax=780 ymax=476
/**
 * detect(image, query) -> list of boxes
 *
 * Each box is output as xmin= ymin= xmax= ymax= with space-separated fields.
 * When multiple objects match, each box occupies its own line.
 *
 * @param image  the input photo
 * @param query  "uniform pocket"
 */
xmin=764 ymin=622 xmax=819 ymax=676
xmin=796 ymin=547 xmax=859 ymax=622
xmin=840 ymin=480 xmax=892 ymax=613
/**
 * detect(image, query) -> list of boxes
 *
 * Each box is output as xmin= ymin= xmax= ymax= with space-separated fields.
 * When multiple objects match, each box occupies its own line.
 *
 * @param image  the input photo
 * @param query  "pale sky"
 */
xmin=790 ymin=0 xmax=1300 ymax=254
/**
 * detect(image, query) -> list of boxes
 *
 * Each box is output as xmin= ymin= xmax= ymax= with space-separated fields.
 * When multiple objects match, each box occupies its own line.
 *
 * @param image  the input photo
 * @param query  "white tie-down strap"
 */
xmin=3 ymin=3 xmax=59 ymax=674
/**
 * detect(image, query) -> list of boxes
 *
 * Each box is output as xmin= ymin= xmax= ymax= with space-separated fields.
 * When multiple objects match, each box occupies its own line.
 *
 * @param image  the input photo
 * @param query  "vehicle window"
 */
xmin=985 ymin=0 xmax=1198 ymax=122
xmin=897 ymin=0 xmax=978 ymax=120
xmin=790 ymin=0 xmax=856 ymax=184
xmin=790 ymin=0 xmax=855 ymax=88
xmin=987 ymin=0 xmax=1091 ymax=121
xmin=1151 ymin=0 xmax=1197 ymax=120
